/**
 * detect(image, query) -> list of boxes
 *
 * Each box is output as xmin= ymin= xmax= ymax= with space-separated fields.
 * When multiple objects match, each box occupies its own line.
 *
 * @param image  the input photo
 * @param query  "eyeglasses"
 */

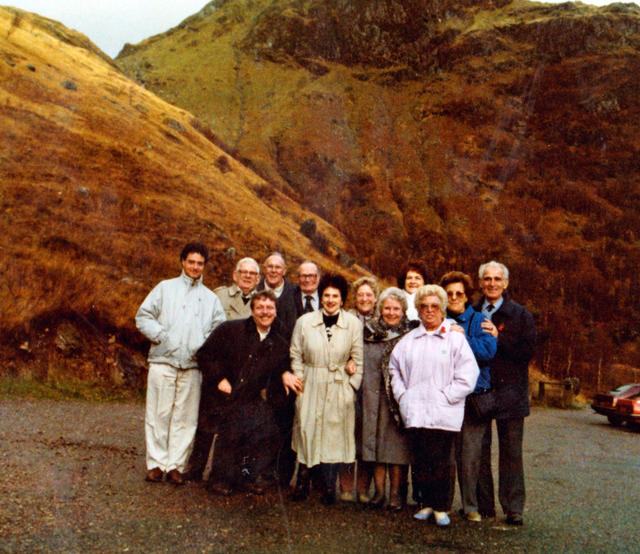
xmin=418 ymin=303 xmax=441 ymax=311
xmin=447 ymin=291 xmax=466 ymax=298
xmin=237 ymin=270 xmax=258 ymax=277
xmin=299 ymin=274 xmax=318 ymax=280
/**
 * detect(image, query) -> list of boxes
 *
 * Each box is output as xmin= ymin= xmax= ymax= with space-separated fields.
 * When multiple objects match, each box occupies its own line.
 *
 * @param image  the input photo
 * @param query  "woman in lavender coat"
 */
xmin=389 ymin=284 xmax=479 ymax=526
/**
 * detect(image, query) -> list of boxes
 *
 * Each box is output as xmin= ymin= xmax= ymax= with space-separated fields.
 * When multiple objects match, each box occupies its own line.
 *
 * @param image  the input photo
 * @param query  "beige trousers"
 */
xmin=145 ymin=363 xmax=201 ymax=473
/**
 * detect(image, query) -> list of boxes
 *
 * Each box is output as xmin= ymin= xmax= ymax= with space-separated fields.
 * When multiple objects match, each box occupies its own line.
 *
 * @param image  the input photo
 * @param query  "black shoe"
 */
xmin=505 ymin=513 xmax=523 ymax=526
xmin=241 ymin=481 xmax=265 ymax=495
xmin=291 ymin=465 xmax=310 ymax=500
xmin=366 ymin=492 xmax=385 ymax=509
xmin=387 ymin=490 xmax=404 ymax=512
xmin=321 ymin=490 xmax=336 ymax=505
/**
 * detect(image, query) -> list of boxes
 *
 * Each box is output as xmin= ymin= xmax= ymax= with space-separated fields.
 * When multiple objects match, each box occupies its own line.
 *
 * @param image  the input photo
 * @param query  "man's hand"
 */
xmin=450 ymin=324 xmax=465 ymax=334
xmin=217 ymin=378 xmax=232 ymax=394
xmin=282 ymin=371 xmax=303 ymax=396
xmin=481 ymin=318 xmax=498 ymax=337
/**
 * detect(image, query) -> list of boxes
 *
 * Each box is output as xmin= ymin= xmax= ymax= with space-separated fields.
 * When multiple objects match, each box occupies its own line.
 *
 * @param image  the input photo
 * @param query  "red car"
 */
xmin=591 ymin=384 xmax=640 ymax=426
xmin=615 ymin=394 xmax=640 ymax=427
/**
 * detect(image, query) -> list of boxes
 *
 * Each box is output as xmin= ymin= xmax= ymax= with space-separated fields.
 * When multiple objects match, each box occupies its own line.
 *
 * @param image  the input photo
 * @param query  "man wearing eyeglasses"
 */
xmin=214 ymin=257 xmax=261 ymax=321
xmin=295 ymin=261 xmax=321 ymax=316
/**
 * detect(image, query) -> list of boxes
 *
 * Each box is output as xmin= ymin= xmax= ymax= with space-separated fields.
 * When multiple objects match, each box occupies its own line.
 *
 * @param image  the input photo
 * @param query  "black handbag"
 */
xmin=467 ymin=390 xmax=497 ymax=420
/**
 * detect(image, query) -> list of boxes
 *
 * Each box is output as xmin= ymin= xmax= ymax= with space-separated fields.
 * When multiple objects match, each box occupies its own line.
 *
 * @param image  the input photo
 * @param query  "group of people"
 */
xmin=135 ymin=242 xmax=536 ymax=528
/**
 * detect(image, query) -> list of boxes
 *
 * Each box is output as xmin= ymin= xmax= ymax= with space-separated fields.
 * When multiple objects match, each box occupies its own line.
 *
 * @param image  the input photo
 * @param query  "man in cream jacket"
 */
xmin=136 ymin=242 xmax=225 ymax=484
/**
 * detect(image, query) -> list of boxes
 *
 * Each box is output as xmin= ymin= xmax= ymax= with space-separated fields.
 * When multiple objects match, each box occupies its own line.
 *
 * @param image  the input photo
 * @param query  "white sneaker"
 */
xmin=434 ymin=511 xmax=450 ymax=526
xmin=413 ymin=506 xmax=433 ymax=521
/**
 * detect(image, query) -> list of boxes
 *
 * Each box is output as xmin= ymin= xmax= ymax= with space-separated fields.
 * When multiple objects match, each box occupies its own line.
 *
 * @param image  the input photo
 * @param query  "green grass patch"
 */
xmin=0 ymin=376 xmax=143 ymax=402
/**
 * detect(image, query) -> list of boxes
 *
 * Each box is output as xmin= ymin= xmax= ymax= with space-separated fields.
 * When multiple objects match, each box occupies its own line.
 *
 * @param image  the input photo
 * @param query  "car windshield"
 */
xmin=612 ymin=385 xmax=635 ymax=393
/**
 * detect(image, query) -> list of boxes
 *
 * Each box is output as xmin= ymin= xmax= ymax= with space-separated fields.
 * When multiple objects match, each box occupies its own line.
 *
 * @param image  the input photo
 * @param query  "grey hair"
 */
xmin=478 ymin=261 xmax=509 ymax=280
xmin=234 ymin=257 xmax=260 ymax=274
xmin=298 ymin=260 xmax=320 ymax=277
xmin=415 ymin=284 xmax=447 ymax=315
xmin=377 ymin=286 xmax=407 ymax=313
xmin=352 ymin=276 xmax=380 ymax=299
xmin=264 ymin=251 xmax=286 ymax=268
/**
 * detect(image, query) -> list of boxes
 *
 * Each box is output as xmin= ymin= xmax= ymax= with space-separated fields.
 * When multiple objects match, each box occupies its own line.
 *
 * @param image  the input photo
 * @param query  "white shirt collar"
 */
xmin=265 ymin=280 xmax=285 ymax=298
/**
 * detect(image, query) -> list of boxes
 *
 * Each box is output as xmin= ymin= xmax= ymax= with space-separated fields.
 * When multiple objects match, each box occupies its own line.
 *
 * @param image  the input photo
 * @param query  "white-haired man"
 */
xmin=214 ymin=257 xmax=261 ymax=320
xmin=256 ymin=252 xmax=298 ymax=339
xmin=472 ymin=261 xmax=536 ymax=526
xmin=295 ymin=260 xmax=321 ymax=316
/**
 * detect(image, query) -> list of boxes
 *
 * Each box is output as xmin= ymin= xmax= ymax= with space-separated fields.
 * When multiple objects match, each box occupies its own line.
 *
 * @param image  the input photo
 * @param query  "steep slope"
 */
xmin=116 ymin=0 xmax=640 ymax=384
xmin=0 ymin=7 xmax=362 ymax=390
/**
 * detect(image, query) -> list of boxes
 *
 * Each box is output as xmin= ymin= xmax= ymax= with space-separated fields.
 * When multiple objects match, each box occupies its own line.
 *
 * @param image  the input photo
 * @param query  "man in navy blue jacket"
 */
xmin=473 ymin=261 xmax=536 ymax=526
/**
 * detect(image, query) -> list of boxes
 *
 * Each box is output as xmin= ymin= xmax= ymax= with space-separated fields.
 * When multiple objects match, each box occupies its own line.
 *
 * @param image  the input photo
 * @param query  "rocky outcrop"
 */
xmin=114 ymin=0 xmax=640 ymax=383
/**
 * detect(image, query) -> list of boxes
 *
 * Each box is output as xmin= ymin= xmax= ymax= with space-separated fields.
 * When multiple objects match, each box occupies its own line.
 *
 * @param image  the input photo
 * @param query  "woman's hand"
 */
xmin=345 ymin=359 xmax=357 ymax=376
xmin=217 ymin=378 xmax=232 ymax=394
xmin=450 ymin=324 xmax=465 ymax=334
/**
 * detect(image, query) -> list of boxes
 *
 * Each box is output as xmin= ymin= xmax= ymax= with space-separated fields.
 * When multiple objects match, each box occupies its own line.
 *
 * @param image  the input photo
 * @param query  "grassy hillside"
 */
xmin=0 ymin=7 xmax=364 ymax=394
xmin=115 ymin=0 xmax=640 ymax=386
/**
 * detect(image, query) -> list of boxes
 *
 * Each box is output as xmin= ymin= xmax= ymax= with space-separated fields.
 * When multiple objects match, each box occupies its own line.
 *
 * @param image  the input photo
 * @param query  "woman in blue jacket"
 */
xmin=440 ymin=271 xmax=497 ymax=523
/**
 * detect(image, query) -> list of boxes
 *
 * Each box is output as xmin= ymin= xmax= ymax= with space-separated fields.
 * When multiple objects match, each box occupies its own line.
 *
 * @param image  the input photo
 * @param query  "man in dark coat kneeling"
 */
xmin=196 ymin=289 xmax=302 ymax=495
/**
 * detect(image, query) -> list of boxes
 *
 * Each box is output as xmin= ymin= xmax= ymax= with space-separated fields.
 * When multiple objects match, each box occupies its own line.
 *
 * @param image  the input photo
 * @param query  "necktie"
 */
xmin=304 ymin=295 xmax=314 ymax=313
xmin=486 ymin=304 xmax=494 ymax=313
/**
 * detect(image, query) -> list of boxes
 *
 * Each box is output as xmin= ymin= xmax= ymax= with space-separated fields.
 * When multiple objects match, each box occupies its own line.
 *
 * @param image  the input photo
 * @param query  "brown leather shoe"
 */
xmin=145 ymin=467 xmax=163 ymax=482
xmin=208 ymin=481 xmax=233 ymax=496
xmin=166 ymin=469 xmax=185 ymax=485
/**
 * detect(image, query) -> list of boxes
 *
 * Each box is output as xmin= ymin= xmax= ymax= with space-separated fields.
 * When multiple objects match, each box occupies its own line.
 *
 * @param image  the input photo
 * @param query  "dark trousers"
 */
xmin=271 ymin=395 xmax=297 ymax=486
xmin=296 ymin=462 xmax=339 ymax=498
xmin=477 ymin=417 xmax=525 ymax=517
xmin=318 ymin=463 xmax=339 ymax=494
xmin=456 ymin=409 xmax=492 ymax=515
xmin=211 ymin=403 xmax=278 ymax=487
xmin=409 ymin=428 xmax=457 ymax=512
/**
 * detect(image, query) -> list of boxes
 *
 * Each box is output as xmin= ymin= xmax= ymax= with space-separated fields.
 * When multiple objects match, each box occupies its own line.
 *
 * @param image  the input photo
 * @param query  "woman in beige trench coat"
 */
xmin=290 ymin=273 xmax=363 ymax=505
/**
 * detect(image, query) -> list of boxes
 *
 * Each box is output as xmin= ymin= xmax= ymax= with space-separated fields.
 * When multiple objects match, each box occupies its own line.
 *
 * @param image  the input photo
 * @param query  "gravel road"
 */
xmin=0 ymin=398 xmax=638 ymax=553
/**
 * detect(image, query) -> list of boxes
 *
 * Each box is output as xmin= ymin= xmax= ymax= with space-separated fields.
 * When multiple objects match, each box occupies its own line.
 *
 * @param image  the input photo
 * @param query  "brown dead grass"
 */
xmin=0 ymin=7 xmax=367 ymax=385
xmin=113 ymin=0 xmax=640 ymax=388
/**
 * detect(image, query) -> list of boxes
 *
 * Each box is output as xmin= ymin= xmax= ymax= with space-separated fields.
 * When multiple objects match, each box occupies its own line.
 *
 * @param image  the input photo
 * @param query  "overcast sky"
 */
xmin=7 ymin=0 xmax=617 ymax=58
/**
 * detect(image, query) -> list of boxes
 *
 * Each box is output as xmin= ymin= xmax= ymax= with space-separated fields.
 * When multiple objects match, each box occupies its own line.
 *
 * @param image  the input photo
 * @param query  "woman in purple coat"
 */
xmin=389 ymin=284 xmax=479 ymax=526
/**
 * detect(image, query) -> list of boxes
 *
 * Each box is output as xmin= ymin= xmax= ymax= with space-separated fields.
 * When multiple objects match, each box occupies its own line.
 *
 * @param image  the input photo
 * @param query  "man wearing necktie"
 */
xmin=296 ymin=261 xmax=320 ymax=316
xmin=473 ymin=261 xmax=536 ymax=527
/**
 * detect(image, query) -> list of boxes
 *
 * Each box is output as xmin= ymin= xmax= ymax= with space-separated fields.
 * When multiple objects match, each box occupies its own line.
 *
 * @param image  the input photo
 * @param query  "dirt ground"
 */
xmin=0 ymin=397 xmax=638 ymax=553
